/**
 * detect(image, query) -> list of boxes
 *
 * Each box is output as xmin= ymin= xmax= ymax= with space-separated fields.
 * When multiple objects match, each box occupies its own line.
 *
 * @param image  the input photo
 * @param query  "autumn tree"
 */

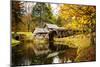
xmin=20 ymin=13 xmax=36 ymax=32
xmin=19 ymin=1 xmax=34 ymax=32
xmin=59 ymin=4 xmax=96 ymax=45
xmin=12 ymin=1 xmax=25 ymax=32
xmin=59 ymin=4 xmax=96 ymax=32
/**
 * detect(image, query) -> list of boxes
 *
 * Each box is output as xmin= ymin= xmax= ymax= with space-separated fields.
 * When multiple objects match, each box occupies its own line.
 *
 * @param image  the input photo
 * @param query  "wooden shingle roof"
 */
xmin=45 ymin=23 xmax=59 ymax=29
xmin=33 ymin=28 xmax=49 ymax=34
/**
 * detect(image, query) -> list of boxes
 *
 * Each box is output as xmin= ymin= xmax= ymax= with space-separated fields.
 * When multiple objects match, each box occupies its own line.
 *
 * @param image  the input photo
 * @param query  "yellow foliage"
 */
xmin=59 ymin=4 xmax=96 ymax=31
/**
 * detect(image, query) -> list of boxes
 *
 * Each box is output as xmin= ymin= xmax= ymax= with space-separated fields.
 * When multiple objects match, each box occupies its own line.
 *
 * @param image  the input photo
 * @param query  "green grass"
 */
xmin=12 ymin=32 xmax=33 ymax=46
xmin=12 ymin=38 xmax=20 ymax=47
xmin=12 ymin=32 xmax=33 ymax=37
xmin=54 ymin=33 xmax=91 ymax=48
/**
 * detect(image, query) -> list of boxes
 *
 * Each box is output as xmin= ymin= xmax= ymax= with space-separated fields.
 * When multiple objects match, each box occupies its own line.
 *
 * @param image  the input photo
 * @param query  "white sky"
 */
xmin=51 ymin=3 xmax=60 ymax=15
xmin=23 ymin=2 xmax=60 ymax=15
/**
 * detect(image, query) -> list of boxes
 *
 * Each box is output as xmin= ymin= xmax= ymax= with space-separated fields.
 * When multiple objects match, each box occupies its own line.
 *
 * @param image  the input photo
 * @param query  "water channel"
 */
xmin=12 ymin=39 xmax=78 ymax=66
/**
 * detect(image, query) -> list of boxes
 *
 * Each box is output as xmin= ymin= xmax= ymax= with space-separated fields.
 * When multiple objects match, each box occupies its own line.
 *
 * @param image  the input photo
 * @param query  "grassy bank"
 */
xmin=54 ymin=33 xmax=96 ymax=62
xmin=54 ymin=33 xmax=93 ymax=48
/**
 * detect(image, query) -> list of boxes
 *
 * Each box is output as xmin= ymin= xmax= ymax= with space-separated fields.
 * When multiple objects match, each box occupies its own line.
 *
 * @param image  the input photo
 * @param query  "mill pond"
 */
xmin=12 ymin=30 xmax=96 ymax=66
xmin=12 ymin=35 xmax=77 ymax=66
xmin=12 ymin=23 xmax=78 ymax=65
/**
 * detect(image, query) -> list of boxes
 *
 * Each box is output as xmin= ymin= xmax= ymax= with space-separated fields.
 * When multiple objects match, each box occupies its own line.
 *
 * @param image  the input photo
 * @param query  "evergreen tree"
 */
xmin=32 ymin=2 xmax=55 ymax=27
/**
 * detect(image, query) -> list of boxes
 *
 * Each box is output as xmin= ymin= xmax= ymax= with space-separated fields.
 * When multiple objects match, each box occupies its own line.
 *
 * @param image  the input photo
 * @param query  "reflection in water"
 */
xmin=12 ymin=40 xmax=77 ymax=66
xmin=52 ymin=56 xmax=60 ymax=63
xmin=67 ymin=58 xmax=72 ymax=63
